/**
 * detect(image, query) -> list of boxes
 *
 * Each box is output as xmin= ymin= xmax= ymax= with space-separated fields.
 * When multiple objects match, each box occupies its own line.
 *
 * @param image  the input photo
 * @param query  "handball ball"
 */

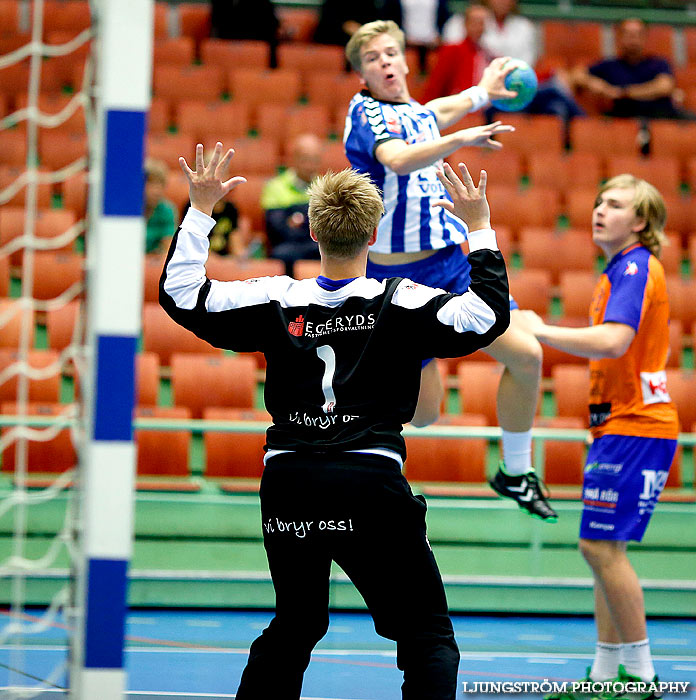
xmin=490 ymin=59 xmax=538 ymax=112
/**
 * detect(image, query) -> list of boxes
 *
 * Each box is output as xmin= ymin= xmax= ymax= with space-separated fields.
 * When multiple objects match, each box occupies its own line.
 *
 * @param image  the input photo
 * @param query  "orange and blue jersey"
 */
xmin=588 ymin=242 xmax=678 ymax=440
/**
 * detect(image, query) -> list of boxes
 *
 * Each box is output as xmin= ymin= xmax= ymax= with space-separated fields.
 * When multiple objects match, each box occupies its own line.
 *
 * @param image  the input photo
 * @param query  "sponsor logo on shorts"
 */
xmin=583 ymin=486 xmax=619 ymax=508
xmin=584 ymin=461 xmax=623 ymax=475
xmin=589 ymin=521 xmax=615 ymax=531
xmin=639 ymin=469 xmax=669 ymax=500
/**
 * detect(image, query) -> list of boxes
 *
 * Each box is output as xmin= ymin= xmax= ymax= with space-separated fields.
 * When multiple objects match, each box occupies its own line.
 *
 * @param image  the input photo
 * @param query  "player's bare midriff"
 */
xmin=369 ymin=249 xmax=439 ymax=265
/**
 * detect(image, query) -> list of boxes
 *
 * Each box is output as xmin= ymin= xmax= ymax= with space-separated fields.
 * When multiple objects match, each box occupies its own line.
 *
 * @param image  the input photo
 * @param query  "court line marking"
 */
xmin=1 ymin=646 xmax=694 ymax=663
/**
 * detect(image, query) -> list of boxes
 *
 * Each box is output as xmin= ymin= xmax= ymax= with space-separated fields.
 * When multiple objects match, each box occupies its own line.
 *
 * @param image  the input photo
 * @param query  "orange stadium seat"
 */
xmin=135 ymin=405 xmax=191 ymax=476
xmin=688 ymin=236 xmax=696 ymax=273
xmin=293 ymin=259 xmax=321 ymax=280
xmin=0 ymin=130 xmax=26 ymax=167
xmin=35 ymin=208 xmax=77 ymax=249
xmin=205 ymin=256 xmax=284 ymax=282
xmin=518 ymin=228 xmax=597 ymax=283
xmin=256 ymin=103 xmax=331 ymax=141
xmin=667 ymin=319 xmax=683 ymax=369
xmin=154 ymin=37 xmax=195 ymax=65
xmin=228 ymin=137 xmax=280 ymax=176
xmin=142 ymin=302 xmax=221 ymax=366
xmin=227 ymin=174 xmax=267 ymax=231
xmin=570 ymin=117 xmax=640 ymax=157
xmin=542 ymin=20 xmax=602 ymax=66
xmin=649 ymin=121 xmax=696 ymax=166
xmin=508 ymin=269 xmax=552 ymax=315
xmin=178 ymin=3 xmax=211 ymax=43
xmin=0 ymin=298 xmax=34 ymax=349
xmin=666 ymin=275 xmax=696 ymax=330
xmin=1 ymin=401 xmax=76 ymax=472
xmin=200 ymin=39 xmax=270 ymax=70
xmin=204 ymin=407 xmax=270 ymax=478
xmin=163 ymin=173 xmax=189 ymax=214
xmin=0 ymin=166 xmax=52 ymax=209
xmin=43 ymin=32 xmax=90 ymax=89
xmin=0 ymin=206 xmax=25 ymax=259
xmin=405 ymin=413 xmax=488 ymax=483
xmin=457 ymin=361 xmax=504 ymax=425
xmin=176 ymin=101 xmax=250 ymax=141
xmin=447 ymin=149 xmax=522 ymax=188
xmin=229 ymin=69 xmax=302 ymax=106
xmin=559 ymin=271 xmax=598 ymax=318
xmin=534 ymin=416 xmax=586 ymax=485
xmin=136 ymin=352 xmax=161 ymax=407
xmin=277 ymin=7 xmax=319 ymax=42
xmin=277 ymin=43 xmax=345 ymax=75
xmin=496 ymin=114 xmax=565 ymax=158
xmin=485 ymin=186 xmax=561 ymax=233
xmin=643 ymin=24 xmax=675 ymax=60
xmin=32 ymin=252 xmax=83 ymax=301
xmin=540 ymin=316 xmax=590 ymax=377
xmin=552 ymin=364 xmax=590 ymax=424
xmin=0 ymin=94 xmax=8 ymax=119
xmin=15 ymin=92 xmax=86 ymax=134
xmin=319 ymin=141 xmax=351 ymax=173
xmin=564 ymin=188 xmax=596 ymax=230
xmin=153 ymin=65 xmax=225 ymax=103
xmin=528 ymin=152 xmax=602 ymax=191
xmin=0 ymin=349 xmax=61 ymax=403
xmin=661 ymin=195 xmax=693 ymax=238
xmin=154 ymin=2 xmax=169 ymax=39
xmin=61 ymin=171 xmax=88 ymax=218
xmin=659 ymin=234 xmax=682 ymax=276
xmin=143 ymin=253 xmax=166 ymax=304
xmin=146 ymin=131 xmax=197 ymax=169
xmin=42 ymin=0 xmax=91 ymax=35
xmin=0 ymin=0 xmax=20 ymax=33
xmin=40 ymin=132 xmax=87 ymax=170
xmin=606 ymin=155 xmax=680 ymax=195
xmin=665 ymin=369 xmax=696 ymax=431
xmin=171 ymin=353 xmax=256 ymax=418
xmin=305 ymin=72 xmax=362 ymax=112
xmin=0 ymin=256 xmax=8 ymax=297
xmin=46 ymin=300 xmax=80 ymax=351
xmin=148 ymin=98 xmax=170 ymax=132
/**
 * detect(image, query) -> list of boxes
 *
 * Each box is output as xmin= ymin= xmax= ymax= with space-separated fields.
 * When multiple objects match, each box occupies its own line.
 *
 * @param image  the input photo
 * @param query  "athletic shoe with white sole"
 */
xmin=591 ymin=665 xmax=663 ymax=700
xmin=489 ymin=464 xmax=558 ymax=522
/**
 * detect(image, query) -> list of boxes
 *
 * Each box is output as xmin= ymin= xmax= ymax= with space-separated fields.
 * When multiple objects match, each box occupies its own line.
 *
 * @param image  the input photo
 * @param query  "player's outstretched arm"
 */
xmin=432 ymin=161 xmax=490 ymax=232
xmin=518 ymin=310 xmax=635 ymax=359
xmin=179 ymin=142 xmax=247 ymax=217
xmin=426 ymin=57 xmax=518 ymax=130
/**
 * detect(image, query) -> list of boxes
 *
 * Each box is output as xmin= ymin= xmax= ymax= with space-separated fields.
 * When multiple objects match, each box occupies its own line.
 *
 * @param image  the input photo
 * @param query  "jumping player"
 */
xmin=343 ymin=20 xmax=556 ymax=521
xmin=521 ymin=174 xmax=677 ymax=698
xmin=160 ymin=142 xmax=510 ymax=699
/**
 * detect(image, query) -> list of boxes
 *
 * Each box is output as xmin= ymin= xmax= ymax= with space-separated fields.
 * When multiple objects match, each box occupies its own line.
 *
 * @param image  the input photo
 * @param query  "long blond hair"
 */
xmin=598 ymin=174 xmax=667 ymax=257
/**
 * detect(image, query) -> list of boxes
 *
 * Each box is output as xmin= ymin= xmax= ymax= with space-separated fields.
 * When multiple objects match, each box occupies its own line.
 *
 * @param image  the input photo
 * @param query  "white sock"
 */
xmin=590 ymin=641 xmax=620 ymax=681
xmin=620 ymin=639 xmax=655 ymax=682
xmin=501 ymin=430 xmax=532 ymax=475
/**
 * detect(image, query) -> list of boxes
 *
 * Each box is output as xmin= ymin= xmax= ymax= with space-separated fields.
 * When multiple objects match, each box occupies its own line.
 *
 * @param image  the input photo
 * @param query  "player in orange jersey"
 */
xmin=521 ymin=174 xmax=678 ymax=699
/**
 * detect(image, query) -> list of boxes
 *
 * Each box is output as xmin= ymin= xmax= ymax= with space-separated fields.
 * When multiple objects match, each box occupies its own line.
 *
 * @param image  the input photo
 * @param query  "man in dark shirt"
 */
xmin=160 ymin=141 xmax=510 ymax=699
xmin=575 ymin=18 xmax=681 ymax=119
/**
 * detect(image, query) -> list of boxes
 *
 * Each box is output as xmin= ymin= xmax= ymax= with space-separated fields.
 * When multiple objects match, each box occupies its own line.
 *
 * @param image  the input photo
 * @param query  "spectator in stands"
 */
xmin=438 ymin=0 xmax=583 ymax=121
xmin=261 ymin=134 xmax=323 ymax=276
xmin=210 ymin=0 xmax=280 ymax=66
xmin=144 ymin=158 xmax=177 ymax=254
xmin=422 ymin=4 xmax=492 ymax=104
xmin=182 ymin=199 xmax=252 ymax=257
xmin=314 ymin=0 xmax=380 ymax=46
xmin=573 ymin=18 xmax=684 ymax=120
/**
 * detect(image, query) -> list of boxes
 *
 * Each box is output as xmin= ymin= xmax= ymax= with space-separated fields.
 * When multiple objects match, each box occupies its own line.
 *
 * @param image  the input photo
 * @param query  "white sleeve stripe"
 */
xmin=436 ymin=291 xmax=497 ymax=335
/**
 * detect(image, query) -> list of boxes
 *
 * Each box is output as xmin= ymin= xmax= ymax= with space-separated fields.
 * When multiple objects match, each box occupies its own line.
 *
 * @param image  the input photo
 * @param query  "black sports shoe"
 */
xmin=489 ymin=464 xmax=558 ymax=522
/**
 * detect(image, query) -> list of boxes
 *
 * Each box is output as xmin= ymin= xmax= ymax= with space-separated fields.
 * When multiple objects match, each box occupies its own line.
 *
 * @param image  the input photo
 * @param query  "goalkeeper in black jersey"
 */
xmin=161 ymin=142 xmax=510 ymax=700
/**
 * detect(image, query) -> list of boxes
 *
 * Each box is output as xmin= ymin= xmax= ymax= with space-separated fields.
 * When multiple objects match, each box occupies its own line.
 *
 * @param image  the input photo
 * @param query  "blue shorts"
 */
xmin=366 ymin=245 xmax=519 ymax=310
xmin=580 ymin=434 xmax=677 ymax=542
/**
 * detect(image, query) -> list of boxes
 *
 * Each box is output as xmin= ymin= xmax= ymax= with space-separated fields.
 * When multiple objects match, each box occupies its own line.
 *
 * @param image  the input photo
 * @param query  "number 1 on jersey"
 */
xmin=316 ymin=345 xmax=337 ymax=414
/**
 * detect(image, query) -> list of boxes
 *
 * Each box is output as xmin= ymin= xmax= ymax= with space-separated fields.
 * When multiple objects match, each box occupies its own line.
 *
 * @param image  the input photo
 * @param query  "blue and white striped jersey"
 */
xmin=344 ymin=90 xmax=469 ymax=255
